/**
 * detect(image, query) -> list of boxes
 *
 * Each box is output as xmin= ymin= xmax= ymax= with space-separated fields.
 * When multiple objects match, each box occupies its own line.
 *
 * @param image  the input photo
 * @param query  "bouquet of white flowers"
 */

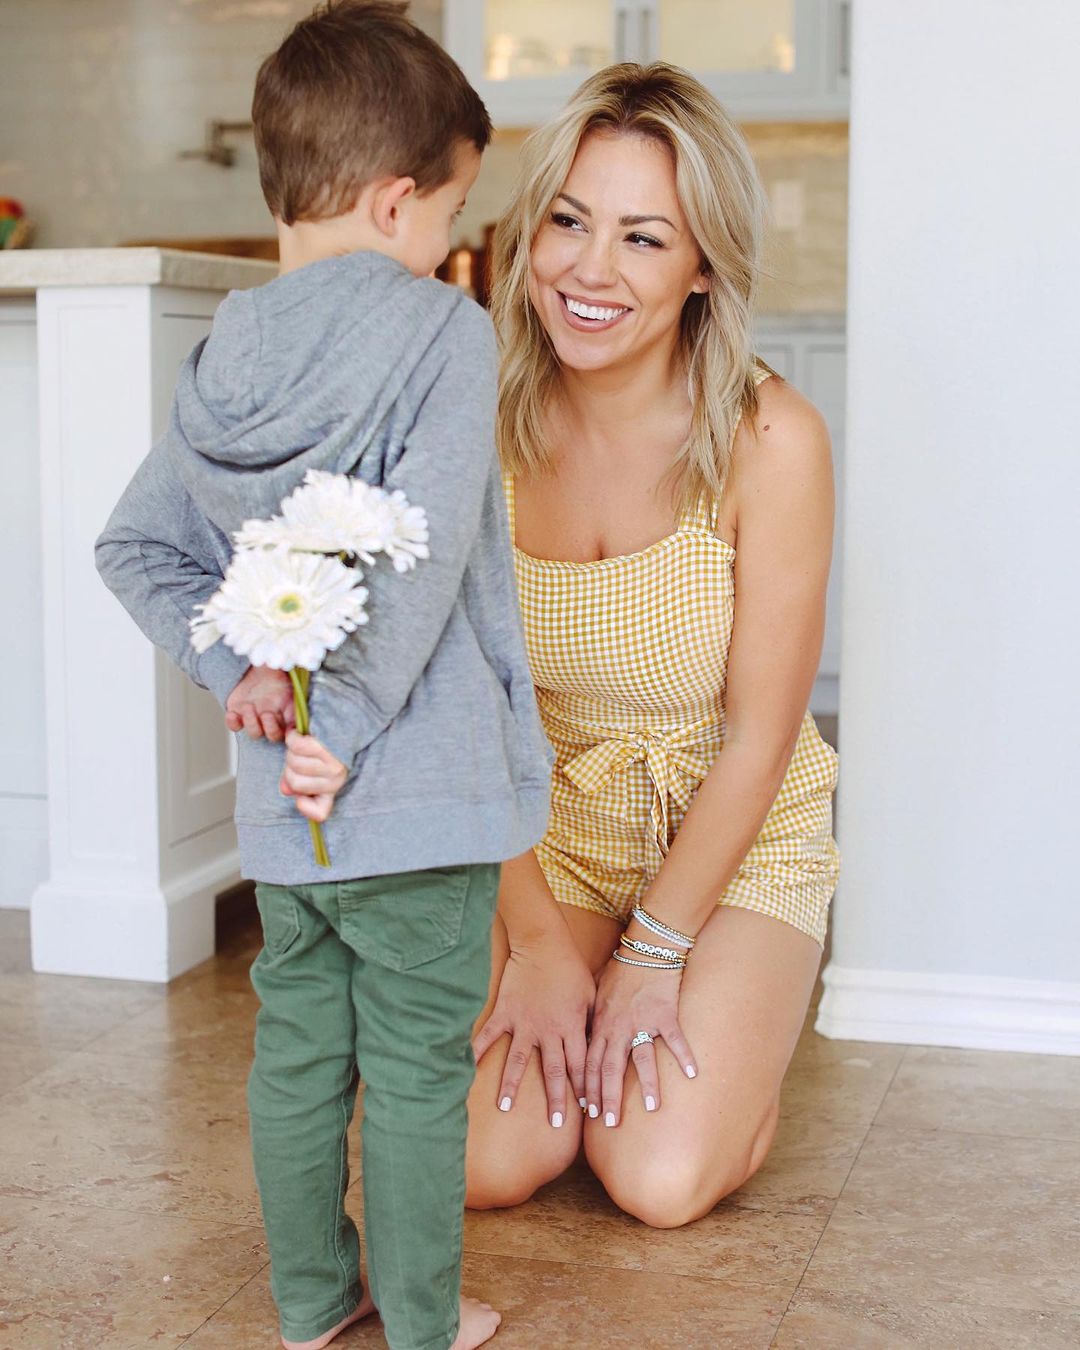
xmin=189 ymin=470 xmax=429 ymax=866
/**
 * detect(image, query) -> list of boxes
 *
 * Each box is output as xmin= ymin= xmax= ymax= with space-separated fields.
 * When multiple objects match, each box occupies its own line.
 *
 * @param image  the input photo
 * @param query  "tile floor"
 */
xmin=1 ymin=906 xmax=1078 ymax=1349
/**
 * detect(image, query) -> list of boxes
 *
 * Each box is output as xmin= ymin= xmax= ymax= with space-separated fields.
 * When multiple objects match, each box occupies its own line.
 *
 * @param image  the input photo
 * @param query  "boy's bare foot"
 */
xmin=281 ymin=1290 xmax=376 ymax=1350
xmin=450 ymin=1296 xmax=502 ymax=1350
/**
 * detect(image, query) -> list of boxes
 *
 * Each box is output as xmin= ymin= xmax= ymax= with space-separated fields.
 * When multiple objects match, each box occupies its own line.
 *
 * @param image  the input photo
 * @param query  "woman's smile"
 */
xmin=559 ymin=291 xmax=633 ymax=331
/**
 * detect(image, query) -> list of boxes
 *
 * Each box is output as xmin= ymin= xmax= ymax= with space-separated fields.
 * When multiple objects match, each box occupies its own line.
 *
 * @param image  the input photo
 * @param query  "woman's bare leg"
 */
xmin=584 ymin=906 xmax=822 ymax=1228
xmin=464 ymin=909 xmax=618 ymax=1209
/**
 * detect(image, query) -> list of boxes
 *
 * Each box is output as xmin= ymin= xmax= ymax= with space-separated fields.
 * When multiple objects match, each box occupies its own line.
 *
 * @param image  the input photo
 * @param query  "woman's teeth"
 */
xmin=564 ymin=296 xmax=628 ymax=322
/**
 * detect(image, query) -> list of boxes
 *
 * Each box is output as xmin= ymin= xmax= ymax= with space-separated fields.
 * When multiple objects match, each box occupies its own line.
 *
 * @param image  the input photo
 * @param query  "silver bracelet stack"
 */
xmin=610 ymin=905 xmax=696 ymax=972
xmin=611 ymin=950 xmax=685 ymax=970
xmin=630 ymin=904 xmax=696 ymax=952
xmin=620 ymin=935 xmax=684 ymax=965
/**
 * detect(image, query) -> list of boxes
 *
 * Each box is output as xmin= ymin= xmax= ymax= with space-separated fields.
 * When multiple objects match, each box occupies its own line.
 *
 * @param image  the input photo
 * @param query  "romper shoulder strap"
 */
xmin=502 ymin=472 xmax=516 ymax=540
xmin=680 ymin=362 xmax=769 ymax=534
xmin=680 ymin=490 xmax=720 ymax=534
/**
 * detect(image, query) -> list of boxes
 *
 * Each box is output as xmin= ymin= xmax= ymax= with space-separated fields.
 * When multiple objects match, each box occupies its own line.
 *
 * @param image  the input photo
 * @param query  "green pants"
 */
xmin=248 ymin=864 xmax=500 ymax=1349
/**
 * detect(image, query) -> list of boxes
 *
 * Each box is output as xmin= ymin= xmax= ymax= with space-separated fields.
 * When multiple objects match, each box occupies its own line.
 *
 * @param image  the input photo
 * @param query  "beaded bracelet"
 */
xmin=612 ymin=950 xmax=686 ymax=971
xmin=620 ymin=934 xmax=684 ymax=964
xmin=631 ymin=904 xmax=696 ymax=951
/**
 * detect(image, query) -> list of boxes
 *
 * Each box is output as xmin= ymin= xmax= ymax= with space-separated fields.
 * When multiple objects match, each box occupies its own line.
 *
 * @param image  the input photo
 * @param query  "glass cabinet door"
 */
xmin=655 ymin=0 xmax=797 ymax=74
xmin=445 ymin=0 xmax=617 ymax=127
xmin=651 ymin=0 xmax=823 ymax=113
xmin=483 ymin=0 xmax=613 ymax=82
xmin=444 ymin=0 xmax=846 ymax=127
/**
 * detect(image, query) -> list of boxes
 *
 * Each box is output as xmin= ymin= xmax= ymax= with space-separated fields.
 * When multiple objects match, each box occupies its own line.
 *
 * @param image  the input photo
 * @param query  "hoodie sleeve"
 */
xmin=307 ymin=298 xmax=499 ymax=767
xmin=95 ymin=443 xmax=251 ymax=705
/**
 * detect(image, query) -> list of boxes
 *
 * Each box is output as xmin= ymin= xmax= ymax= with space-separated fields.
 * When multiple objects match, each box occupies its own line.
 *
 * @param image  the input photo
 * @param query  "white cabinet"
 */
xmin=755 ymin=315 xmax=845 ymax=715
xmin=0 ymin=301 xmax=47 ymax=912
xmin=0 ymin=247 xmax=276 ymax=980
xmin=444 ymin=0 xmax=849 ymax=127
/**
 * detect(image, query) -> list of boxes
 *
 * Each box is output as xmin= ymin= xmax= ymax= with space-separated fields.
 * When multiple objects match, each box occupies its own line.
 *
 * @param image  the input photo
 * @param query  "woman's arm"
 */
xmin=472 ymin=849 xmax=597 ymax=1126
xmin=586 ymin=378 xmax=834 ymax=1124
xmin=631 ymin=377 xmax=834 ymax=939
xmin=496 ymin=849 xmax=578 ymax=950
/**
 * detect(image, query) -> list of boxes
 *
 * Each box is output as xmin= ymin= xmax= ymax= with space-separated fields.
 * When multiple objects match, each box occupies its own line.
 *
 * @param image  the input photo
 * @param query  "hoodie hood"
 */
xmin=169 ymin=249 xmax=463 ymax=538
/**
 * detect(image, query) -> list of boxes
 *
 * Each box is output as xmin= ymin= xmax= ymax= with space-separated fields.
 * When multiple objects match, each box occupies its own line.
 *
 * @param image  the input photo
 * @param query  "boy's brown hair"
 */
xmin=253 ymin=0 xmax=491 ymax=225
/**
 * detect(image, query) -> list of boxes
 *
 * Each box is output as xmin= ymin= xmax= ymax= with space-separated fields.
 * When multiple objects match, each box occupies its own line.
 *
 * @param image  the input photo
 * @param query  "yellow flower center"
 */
xmin=275 ymin=592 xmax=305 ymax=617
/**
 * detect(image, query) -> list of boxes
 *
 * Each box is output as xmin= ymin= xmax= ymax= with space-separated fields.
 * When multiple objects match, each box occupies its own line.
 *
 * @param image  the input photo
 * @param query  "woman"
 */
xmin=465 ymin=63 xmax=840 ymax=1228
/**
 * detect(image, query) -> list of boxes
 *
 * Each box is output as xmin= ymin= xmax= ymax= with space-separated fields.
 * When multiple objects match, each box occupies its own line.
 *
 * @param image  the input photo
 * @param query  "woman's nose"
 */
xmin=572 ymin=235 xmax=618 ymax=290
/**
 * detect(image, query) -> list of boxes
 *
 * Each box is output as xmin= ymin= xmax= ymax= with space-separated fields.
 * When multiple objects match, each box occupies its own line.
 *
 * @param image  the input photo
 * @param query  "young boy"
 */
xmin=95 ymin=4 xmax=553 ymax=1348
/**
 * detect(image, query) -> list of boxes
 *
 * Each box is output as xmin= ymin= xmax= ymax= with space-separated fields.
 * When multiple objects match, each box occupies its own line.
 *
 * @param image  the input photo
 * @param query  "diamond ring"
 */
xmin=630 ymin=1030 xmax=655 ymax=1050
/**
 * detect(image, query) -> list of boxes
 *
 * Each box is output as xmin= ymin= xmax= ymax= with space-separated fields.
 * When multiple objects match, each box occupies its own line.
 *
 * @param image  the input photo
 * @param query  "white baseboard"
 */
xmin=816 ymin=964 xmax=1080 ymax=1056
xmin=31 ymin=852 xmax=239 ymax=983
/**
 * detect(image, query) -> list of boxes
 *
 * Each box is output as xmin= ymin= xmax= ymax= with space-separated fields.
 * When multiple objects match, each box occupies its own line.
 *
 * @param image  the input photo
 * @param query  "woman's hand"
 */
xmin=586 ymin=957 xmax=698 ymax=1126
xmin=472 ymin=932 xmax=595 ymax=1130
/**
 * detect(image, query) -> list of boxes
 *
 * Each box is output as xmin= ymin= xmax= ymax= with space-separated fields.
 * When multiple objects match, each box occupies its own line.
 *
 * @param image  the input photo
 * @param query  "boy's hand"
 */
xmin=280 ymin=730 xmax=348 ymax=824
xmin=225 ymin=667 xmax=295 ymax=741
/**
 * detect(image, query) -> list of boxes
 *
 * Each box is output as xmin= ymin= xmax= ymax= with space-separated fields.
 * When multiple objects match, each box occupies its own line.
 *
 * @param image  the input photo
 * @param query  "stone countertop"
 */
xmin=0 ymin=251 xmax=846 ymax=327
xmin=0 ymin=247 xmax=277 ymax=294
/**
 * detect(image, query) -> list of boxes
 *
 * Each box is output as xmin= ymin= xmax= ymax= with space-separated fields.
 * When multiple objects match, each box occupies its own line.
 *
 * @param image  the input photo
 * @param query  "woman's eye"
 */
xmin=628 ymin=232 xmax=662 ymax=248
xmin=551 ymin=212 xmax=584 ymax=231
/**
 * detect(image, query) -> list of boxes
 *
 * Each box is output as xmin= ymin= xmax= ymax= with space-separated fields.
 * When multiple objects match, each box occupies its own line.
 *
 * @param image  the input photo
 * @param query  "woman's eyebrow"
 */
xmin=557 ymin=193 xmax=678 ymax=231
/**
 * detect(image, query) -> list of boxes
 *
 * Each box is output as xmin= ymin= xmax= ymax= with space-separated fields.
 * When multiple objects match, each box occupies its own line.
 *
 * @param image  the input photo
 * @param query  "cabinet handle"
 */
xmin=839 ymin=1 xmax=851 ymax=79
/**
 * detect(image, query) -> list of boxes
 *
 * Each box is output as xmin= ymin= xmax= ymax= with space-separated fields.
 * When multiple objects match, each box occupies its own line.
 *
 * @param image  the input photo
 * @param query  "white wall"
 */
xmin=818 ymin=1 xmax=1080 ymax=1051
xmin=0 ymin=0 xmax=438 ymax=249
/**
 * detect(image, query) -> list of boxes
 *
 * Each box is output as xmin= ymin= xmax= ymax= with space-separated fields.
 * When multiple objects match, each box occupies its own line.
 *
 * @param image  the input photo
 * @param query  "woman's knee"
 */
xmin=596 ymin=1151 xmax=728 ymax=1228
xmin=466 ymin=1115 xmax=580 ymax=1210
xmin=589 ymin=1106 xmax=779 ymax=1229
xmin=466 ymin=1154 xmax=542 ymax=1210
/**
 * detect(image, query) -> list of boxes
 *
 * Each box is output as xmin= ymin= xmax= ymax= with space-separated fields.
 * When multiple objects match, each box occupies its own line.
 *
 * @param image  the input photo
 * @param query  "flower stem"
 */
xmin=288 ymin=668 xmax=331 ymax=869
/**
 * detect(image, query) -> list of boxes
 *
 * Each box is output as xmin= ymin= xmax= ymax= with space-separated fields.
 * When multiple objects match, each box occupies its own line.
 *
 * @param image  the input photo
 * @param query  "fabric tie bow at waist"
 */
xmin=561 ymin=724 xmax=717 ymax=880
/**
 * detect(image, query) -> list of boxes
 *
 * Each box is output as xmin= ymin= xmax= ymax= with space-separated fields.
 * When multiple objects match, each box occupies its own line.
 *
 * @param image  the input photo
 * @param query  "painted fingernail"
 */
xmin=604 ymin=1111 xmax=616 ymax=1127
xmin=578 ymin=1096 xmax=587 ymax=1109
xmin=686 ymin=1065 xmax=697 ymax=1079
xmin=645 ymin=1095 xmax=657 ymax=1112
xmin=499 ymin=1096 xmax=512 ymax=1112
xmin=588 ymin=1103 xmax=599 ymax=1119
xmin=551 ymin=1112 xmax=563 ymax=1128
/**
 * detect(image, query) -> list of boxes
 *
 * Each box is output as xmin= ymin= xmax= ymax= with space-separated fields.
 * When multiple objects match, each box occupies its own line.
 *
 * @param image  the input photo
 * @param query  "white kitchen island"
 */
xmin=1 ymin=248 xmax=276 ymax=981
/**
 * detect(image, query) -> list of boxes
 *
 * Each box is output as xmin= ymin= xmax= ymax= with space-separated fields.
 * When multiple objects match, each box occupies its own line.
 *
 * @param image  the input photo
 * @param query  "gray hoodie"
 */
xmin=96 ymin=249 xmax=553 ymax=884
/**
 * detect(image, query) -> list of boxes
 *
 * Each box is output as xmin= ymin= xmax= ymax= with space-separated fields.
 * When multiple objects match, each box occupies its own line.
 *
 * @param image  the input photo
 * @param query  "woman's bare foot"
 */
xmin=281 ymin=1290 xmax=377 ymax=1350
xmin=450 ymin=1296 xmax=501 ymax=1350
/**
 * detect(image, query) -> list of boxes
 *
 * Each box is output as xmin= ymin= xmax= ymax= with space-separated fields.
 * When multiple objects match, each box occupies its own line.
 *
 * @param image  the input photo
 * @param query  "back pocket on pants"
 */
xmin=254 ymin=884 xmax=303 ymax=959
xmin=337 ymin=867 xmax=471 ymax=972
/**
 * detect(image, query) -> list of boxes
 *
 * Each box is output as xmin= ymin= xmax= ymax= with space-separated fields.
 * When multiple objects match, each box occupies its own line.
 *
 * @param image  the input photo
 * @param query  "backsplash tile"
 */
xmin=0 ymin=0 xmax=438 ymax=248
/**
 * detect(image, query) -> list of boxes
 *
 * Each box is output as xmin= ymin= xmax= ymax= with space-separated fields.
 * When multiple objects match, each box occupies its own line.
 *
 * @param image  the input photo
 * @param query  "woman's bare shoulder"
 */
xmin=735 ymin=373 xmax=832 ymax=475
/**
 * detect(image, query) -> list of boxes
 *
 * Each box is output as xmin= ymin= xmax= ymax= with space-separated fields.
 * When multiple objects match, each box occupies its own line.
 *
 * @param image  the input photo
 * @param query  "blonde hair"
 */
xmin=491 ymin=63 xmax=769 ymax=514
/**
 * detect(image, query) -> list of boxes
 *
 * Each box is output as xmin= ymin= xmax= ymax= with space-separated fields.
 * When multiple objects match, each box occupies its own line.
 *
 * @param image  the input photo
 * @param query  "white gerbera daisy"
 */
xmin=231 ymin=516 xmax=289 ymax=550
xmin=382 ymin=489 xmax=430 ymax=573
xmin=190 ymin=547 xmax=368 ymax=671
xmin=233 ymin=470 xmax=395 ymax=563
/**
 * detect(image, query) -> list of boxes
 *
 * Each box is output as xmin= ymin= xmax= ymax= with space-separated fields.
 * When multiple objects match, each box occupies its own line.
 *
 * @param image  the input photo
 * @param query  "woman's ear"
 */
xmin=369 ymin=176 xmax=417 ymax=237
xmin=690 ymin=269 xmax=711 ymax=295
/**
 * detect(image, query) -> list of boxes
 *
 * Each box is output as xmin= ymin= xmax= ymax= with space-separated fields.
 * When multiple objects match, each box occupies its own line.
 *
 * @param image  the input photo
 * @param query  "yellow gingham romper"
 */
xmin=506 ymin=377 xmax=841 ymax=947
